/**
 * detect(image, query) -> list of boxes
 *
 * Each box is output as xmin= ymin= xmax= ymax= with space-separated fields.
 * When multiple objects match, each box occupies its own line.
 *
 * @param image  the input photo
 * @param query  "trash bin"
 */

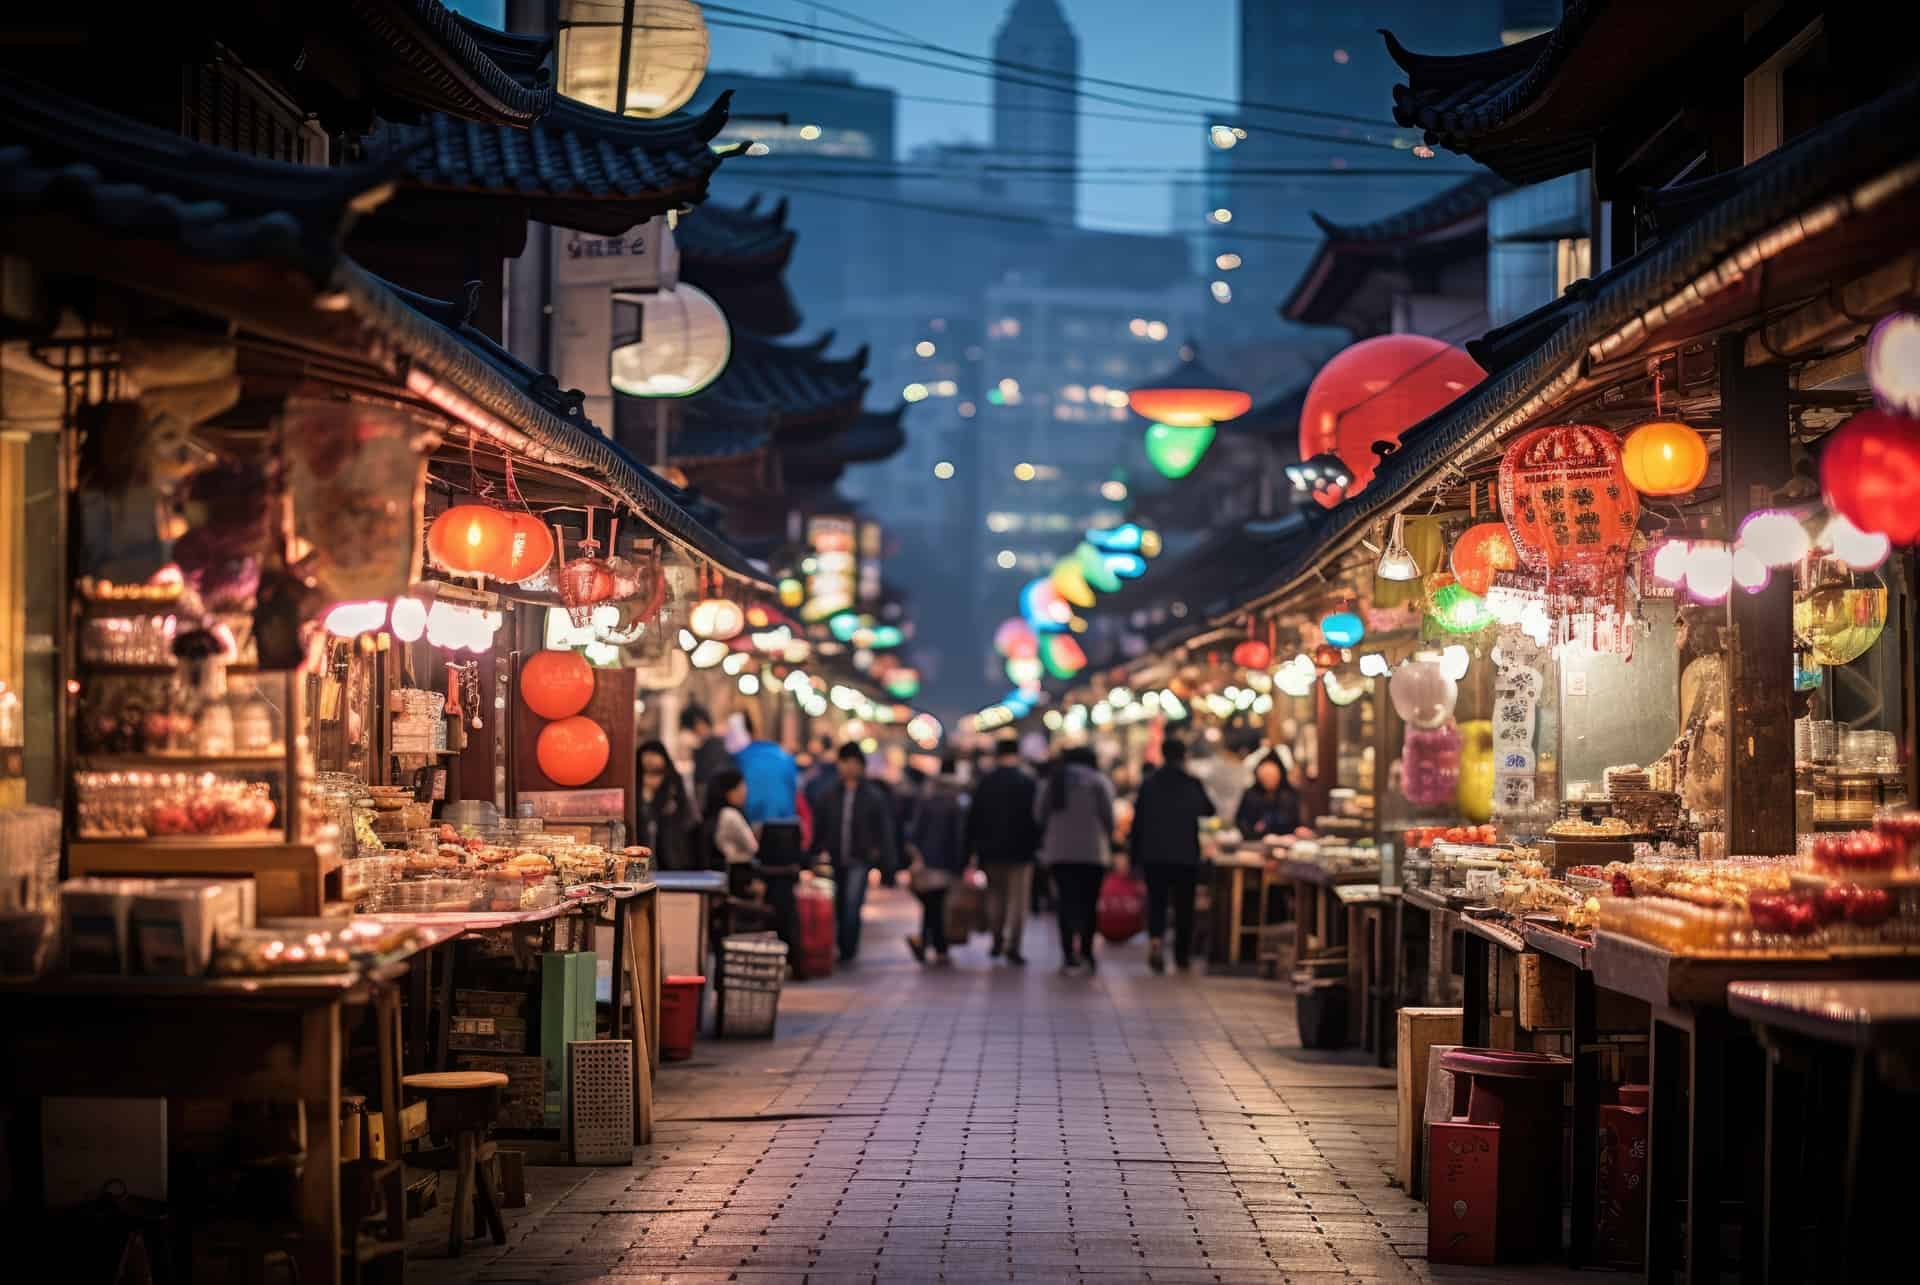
xmin=1431 ymin=1048 xmax=1571 ymax=1262
xmin=659 ymin=975 xmax=705 ymax=1061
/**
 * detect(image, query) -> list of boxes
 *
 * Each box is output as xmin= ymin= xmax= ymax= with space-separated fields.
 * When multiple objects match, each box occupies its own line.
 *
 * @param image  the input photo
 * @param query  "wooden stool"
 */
xmin=401 ymin=1071 xmax=509 ymax=1256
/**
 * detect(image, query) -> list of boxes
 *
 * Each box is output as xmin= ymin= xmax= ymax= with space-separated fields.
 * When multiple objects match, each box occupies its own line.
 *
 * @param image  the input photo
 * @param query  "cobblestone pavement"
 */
xmin=411 ymin=885 xmax=1581 ymax=1284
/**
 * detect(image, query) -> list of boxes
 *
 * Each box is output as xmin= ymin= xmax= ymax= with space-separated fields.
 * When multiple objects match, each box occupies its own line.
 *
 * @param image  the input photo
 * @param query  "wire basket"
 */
xmin=720 ymin=933 xmax=789 ymax=984
xmin=718 ymin=979 xmax=781 ymax=1039
xmin=718 ymin=934 xmax=786 ymax=1038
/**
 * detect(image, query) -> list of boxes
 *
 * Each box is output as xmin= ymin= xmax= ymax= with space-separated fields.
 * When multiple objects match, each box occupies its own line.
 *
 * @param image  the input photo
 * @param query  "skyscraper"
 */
xmin=992 ymin=0 xmax=1079 ymax=226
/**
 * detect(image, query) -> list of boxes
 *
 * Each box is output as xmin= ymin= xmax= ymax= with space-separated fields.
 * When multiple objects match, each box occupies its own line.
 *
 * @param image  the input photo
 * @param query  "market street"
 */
xmin=410 ymin=886 xmax=1573 ymax=1284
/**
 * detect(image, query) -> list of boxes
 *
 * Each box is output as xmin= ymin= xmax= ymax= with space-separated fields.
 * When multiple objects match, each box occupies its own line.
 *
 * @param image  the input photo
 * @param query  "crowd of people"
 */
xmin=642 ymin=706 xmax=1302 ymax=976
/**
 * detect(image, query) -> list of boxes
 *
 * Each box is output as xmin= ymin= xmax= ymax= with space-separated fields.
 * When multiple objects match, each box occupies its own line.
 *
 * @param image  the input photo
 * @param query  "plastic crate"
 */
xmin=718 ymin=979 xmax=781 ymax=1039
xmin=720 ymin=933 xmax=789 ymax=984
xmin=718 ymin=934 xmax=786 ymax=1039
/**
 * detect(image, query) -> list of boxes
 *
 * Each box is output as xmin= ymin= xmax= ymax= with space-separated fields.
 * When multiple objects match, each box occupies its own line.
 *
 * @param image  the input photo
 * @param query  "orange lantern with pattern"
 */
xmin=1449 ymin=521 xmax=1520 ymax=597
xmin=1620 ymin=419 xmax=1708 ymax=496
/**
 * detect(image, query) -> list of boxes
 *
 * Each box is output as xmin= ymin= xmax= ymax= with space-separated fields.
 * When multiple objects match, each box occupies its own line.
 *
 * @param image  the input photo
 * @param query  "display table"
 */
xmin=653 ymin=870 xmax=727 ymax=981
xmin=1205 ymin=845 xmax=1272 ymax=971
xmin=0 ymin=961 xmax=421 ymax=1285
xmin=378 ymin=882 xmax=660 ymax=1144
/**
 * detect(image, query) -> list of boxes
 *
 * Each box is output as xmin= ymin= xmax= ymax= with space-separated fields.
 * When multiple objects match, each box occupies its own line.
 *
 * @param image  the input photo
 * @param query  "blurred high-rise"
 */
xmin=991 ymin=0 xmax=1081 ymax=226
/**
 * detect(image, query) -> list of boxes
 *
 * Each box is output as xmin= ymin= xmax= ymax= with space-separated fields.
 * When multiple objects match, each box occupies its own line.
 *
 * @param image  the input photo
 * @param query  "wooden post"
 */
xmin=1308 ymin=684 xmax=1338 ymax=825
xmin=1717 ymin=333 xmax=1795 ymax=854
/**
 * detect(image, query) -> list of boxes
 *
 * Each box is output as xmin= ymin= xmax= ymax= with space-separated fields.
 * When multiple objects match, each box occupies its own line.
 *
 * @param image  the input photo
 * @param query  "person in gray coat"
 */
xmin=1034 ymin=746 xmax=1115 ymax=974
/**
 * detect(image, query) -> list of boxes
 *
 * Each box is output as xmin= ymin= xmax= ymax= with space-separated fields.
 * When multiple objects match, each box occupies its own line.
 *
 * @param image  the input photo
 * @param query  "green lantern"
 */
xmin=1144 ymin=421 xmax=1215 ymax=479
xmin=1429 ymin=581 xmax=1493 ymax=634
xmin=1075 ymin=541 xmax=1122 ymax=594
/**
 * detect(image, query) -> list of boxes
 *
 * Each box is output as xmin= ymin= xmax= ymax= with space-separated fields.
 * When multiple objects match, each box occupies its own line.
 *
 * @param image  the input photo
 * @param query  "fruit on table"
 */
xmin=1847 ymin=887 xmax=1894 ymax=927
xmin=1816 ymin=883 xmax=1859 ymax=924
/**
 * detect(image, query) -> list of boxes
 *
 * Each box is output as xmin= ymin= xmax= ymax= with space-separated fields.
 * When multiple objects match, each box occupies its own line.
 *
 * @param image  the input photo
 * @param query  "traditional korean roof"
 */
xmin=376 ymin=93 xmax=735 ymax=235
xmin=675 ymin=196 xmax=802 ymax=336
xmin=1284 ymin=174 xmax=1508 ymax=326
xmin=1385 ymin=0 xmax=1747 ymax=184
xmin=0 ymin=79 xmax=770 ymax=588
xmin=830 ymin=406 xmax=909 ymax=465
xmin=1236 ymin=72 xmax=1920 ymax=621
xmin=689 ymin=330 xmax=870 ymax=434
xmin=343 ymin=0 xmax=558 ymax=126
xmin=669 ymin=420 xmax=775 ymax=463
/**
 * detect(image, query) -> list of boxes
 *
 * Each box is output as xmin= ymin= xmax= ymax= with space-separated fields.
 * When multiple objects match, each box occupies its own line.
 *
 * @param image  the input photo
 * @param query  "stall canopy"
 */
xmin=1232 ymin=69 xmax=1920 ymax=621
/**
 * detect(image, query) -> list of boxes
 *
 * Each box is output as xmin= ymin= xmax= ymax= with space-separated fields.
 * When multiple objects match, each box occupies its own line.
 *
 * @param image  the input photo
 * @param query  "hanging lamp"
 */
xmin=1377 ymin=513 xmax=1421 ymax=581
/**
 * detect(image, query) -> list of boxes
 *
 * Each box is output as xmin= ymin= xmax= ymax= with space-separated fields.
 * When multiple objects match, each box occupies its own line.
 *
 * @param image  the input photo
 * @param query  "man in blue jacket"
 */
xmin=732 ymin=713 xmax=798 ymax=826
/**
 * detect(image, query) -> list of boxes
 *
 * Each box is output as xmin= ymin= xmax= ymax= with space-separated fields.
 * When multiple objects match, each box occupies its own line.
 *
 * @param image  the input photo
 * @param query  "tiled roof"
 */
xmin=1307 ymin=173 xmax=1511 ymax=244
xmin=1386 ymin=0 xmax=1747 ymax=184
xmin=1284 ymin=175 xmax=1504 ymax=326
xmin=345 ymin=0 xmax=558 ymax=126
xmin=690 ymin=330 xmax=870 ymax=432
xmin=671 ymin=421 xmax=775 ymax=463
xmin=380 ymin=93 xmax=734 ymax=234
xmin=829 ymin=406 xmax=909 ymax=465
xmin=1237 ymin=73 xmax=1920 ymax=621
xmin=675 ymin=196 xmax=802 ymax=336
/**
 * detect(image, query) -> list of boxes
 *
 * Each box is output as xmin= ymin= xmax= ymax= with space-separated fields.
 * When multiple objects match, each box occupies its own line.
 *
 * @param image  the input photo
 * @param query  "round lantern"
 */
xmin=609 ymin=284 xmax=731 ymax=398
xmin=428 ymin=503 xmax=514 ymax=576
xmin=1429 ymin=580 xmax=1493 ymax=634
xmin=1793 ymin=570 xmax=1887 ymax=666
xmin=1819 ymin=408 xmax=1920 ymax=544
xmin=1449 ymin=522 xmax=1519 ymax=596
xmin=1232 ymin=638 xmax=1273 ymax=670
xmin=689 ymin=597 xmax=744 ymax=640
xmin=536 ymin=715 xmax=610 ymax=786
xmin=1143 ymin=422 xmax=1216 ymax=479
xmin=1620 ymin=419 xmax=1708 ymax=496
xmin=1311 ymin=642 xmax=1344 ymax=672
xmin=494 ymin=512 xmax=556 ymax=583
xmin=556 ymin=0 xmax=711 ymax=117
xmin=993 ymin=617 xmax=1038 ymax=659
xmin=1498 ymin=424 xmax=1640 ymax=604
xmin=1388 ymin=658 xmax=1457 ymax=730
xmin=1039 ymin=632 xmax=1087 ymax=680
xmin=1866 ymin=311 xmax=1920 ymax=414
xmin=558 ymin=544 xmax=616 ymax=627
xmin=1126 ymin=350 xmax=1251 ymax=426
xmin=521 ymin=649 xmax=597 ymax=720
xmin=1300 ymin=335 xmax=1483 ymax=498
xmin=1319 ymin=610 xmax=1365 ymax=647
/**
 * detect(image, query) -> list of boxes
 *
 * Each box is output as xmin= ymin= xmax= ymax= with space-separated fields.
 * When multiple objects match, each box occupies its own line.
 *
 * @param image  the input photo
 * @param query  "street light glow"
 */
xmin=1100 ymin=480 xmax=1128 ymax=502
xmin=1215 ymin=253 xmax=1242 ymax=270
xmin=1013 ymin=462 xmax=1037 ymax=482
xmin=1209 ymin=207 xmax=1232 ymax=224
xmin=915 ymin=340 xmax=936 ymax=357
xmin=996 ymin=550 xmax=1017 ymax=569
xmin=933 ymin=461 xmax=955 ymax=479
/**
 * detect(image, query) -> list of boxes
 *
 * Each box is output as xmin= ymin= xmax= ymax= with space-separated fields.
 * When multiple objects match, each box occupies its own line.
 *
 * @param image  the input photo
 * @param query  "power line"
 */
xmin=740 ymin=164 xmax=1480 ymax=183
xmin=702 ymin=11 xmax=1409 ymax=139
xmin=720 ymin=1 xmax=1404 ymax=130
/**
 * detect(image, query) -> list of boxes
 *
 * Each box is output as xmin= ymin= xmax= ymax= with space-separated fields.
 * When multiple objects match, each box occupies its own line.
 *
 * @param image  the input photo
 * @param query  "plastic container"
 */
xmin=660 ymin=975 xmax=706 ymax=1060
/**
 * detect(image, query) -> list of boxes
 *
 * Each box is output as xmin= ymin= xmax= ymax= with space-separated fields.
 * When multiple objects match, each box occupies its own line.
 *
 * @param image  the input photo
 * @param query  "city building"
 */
xmin=991 ymin=0 xmax=1081 ymax=225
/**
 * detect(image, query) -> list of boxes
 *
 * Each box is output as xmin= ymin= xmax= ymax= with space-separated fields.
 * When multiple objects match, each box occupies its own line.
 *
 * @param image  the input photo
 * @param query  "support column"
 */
xmin=1717 ymin=333 xmax=1795 ymax=854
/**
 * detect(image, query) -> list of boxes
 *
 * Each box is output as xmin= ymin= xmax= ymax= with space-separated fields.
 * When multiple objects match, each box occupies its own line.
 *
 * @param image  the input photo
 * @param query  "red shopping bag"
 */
xmin=1097 ymin=869 xmax=1146 ymax=943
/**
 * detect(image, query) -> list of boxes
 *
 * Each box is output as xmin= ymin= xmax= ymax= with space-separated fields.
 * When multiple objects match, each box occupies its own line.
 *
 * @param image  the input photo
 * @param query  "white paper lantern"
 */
xmin=610 ymin=284 xmax=731 ymax=398
xmin=557 ymin=0 xmax=710 ymax=118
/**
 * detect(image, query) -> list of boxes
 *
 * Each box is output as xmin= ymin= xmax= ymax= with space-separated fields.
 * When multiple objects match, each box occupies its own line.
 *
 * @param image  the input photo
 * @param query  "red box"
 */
xmin=1428 ymin=1121 xmax=1500 ymax=1265
xmin=1595 ymin=1099 xmax=1649 ymax=1267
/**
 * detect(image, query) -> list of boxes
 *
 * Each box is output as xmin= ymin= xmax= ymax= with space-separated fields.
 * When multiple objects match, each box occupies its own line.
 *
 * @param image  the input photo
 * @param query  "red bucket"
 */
xmin=660 ymin=975 xmax=705 ymax=1061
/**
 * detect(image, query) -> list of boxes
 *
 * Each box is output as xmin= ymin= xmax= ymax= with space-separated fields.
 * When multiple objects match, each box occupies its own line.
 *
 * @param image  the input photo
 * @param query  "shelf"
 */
xmin=73 ymin=832 xmax=289 ymax=847
xmin=75 ymin=752 xmax=289 ymax=769
xmin=79 ymin=663 xmax=263 ymax=676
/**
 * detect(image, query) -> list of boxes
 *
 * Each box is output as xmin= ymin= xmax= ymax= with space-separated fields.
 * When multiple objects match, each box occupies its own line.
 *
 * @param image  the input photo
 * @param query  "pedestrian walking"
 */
xmin=1234 ymin=750 xmax=1301 ymax=839
xmin=905 ymin=757 xmax=970 ymax=965
xmin=966 ymin=736 xmax=1040 ymax=964
xmin=1035 ymin=746 xmax=1114 ymax=974
xmin=811 ymin=743 xmax=898 ymax=961
xmin=1130 ymin=738 xmax=1215 ymax=974
xmin=733 ymin=712 xmax=800 ymax=825
xmin=635 ymin=739 xmax=696 ymax=871
xmin=681 ymin=704 xmax=734 ymax=797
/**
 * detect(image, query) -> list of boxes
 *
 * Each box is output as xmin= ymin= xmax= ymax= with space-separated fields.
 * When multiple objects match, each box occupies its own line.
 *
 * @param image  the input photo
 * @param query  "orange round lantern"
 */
xmin=1300 ymin=335 xmax=1483 ymax=499
xmin=1449 ymin=522 xmax=1520 ymax=596
xmin=1499 ymin=424 xmax=1640 ymax=605
xmin=520 ymin=649 xmax=596 ymax=720
xmin=427 ymin=503 xmax=514 ymax=576
xmin=1311 ymin=643 xmax=1344 ymax=672
xmin=536 ymin=715 xmax=609 ymax=786
xmin=494 ymin=512 xmax=555 ymax=583
xmin=1620 ymin=419 xmax=1708 ymax=496
xmin=1231 ymin=638 xmax=1272 ymax=670
xmin=1126 ymin=350 xmax=1251 ymax=427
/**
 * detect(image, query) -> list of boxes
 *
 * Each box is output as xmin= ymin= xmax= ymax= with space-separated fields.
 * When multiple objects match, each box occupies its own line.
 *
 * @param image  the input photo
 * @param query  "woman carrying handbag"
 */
xmin=904 ymin=758 xmax=971 ymax=966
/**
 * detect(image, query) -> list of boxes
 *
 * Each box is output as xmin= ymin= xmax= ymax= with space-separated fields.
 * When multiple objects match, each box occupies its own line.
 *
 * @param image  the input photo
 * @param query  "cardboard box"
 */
xmin=448 ymin=1014 xmax=530 ymax=1053
xmin=1428 ymin=1121 xmax=1500 ymax=1265
xmin=130 ymin=879 xmax=248 ymax=976
xmin=1595 ymin=1091 xmax=1649 ymax=1267
xmin=60 ymin=879 xmax=143 ymax=973
xmin=455 ymin=989 xmax=527 ymax=1019
xmin=1396 ymin=1008 xmax=1462 ymax=1195
xmin=541 ymin=953 xmax=598 ymax=1128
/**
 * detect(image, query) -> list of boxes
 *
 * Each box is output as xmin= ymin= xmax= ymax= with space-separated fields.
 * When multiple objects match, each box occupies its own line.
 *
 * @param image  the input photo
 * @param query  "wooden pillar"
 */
xmin=1718 ymin=332 xmax=1795 ymax=854
xmin=1308 ymin=684 xmax=1338 ymax=825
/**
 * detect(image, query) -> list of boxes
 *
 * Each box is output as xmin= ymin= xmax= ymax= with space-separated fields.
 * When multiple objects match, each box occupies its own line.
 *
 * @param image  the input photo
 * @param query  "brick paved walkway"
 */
xmin=411 ymin=886 xmax=1580 ymax=1284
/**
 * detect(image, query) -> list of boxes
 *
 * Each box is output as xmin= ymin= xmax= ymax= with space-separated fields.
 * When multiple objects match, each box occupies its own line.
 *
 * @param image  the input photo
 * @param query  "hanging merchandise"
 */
xmin=1143 ymin=421 xmax=1216 ymax=479
xmin=1322 ymin=670 xmax=1366 ymax=706
xmin=1374 ymin=514 xmax=1446 ymax=608
xmin=1865 ymin=310 xmax=1920 ymax=414
xmin=1298 ymin=334 xmax=1483 ymax=499
xmin=1456 ymin=720 xmax=1494 ymax=823
xmin=556 ymin=513 xmax=617 ymax=628
xmin=536 ymin=715 xmax=610 ymax=786
xmin=1499 ymin=424 xmax=1640 ymax=650
xmin=1311 ymin=642 xmax=1343 ymax=672
xmin=1388 ymin=656 xmax=1457 ymax=729
xmin=1400 ymin=721 xmax=1462 ymax=808
xmin=1449 ymin=521 xmax=1520 ymax=596
xmin=1428 ymin=576 xmax=1494 ymax=635
xmin=1793 ymin=563 xmax=1888 ymax=666
xmin=521 ymin=649 xmax=597 ymax=720
xmin=1818 ymin=408 xmax=1920 ymax=544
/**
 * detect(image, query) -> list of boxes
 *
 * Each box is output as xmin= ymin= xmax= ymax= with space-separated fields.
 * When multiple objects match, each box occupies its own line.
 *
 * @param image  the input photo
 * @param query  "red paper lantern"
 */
xmin=520 ymin=649 xmax=596 ymax=720
xmin=558 ymin=542 xmax=615 ymax=627
xmin=1300 ymin=336 xmax=1483 ymax=499
xmin=536 ymin=715 xmax=609 ymax=786
xmin=1449 ymin=522 xmax=1520 ymax=596
xmin=1498 ymin=424 xmax=1640 ymax=606
xmin=1231 ymin=638 xmax=1272 ymax=670
xmin=427 ymin=503 xmax=514 ymax=576
xmin=494 ymin=512 xmax=555 ymax=583
xmin=1126 ymin=351 xmax=1252 ymax=426
xmin=1820 ymin=409 xmax=1920 ymax=544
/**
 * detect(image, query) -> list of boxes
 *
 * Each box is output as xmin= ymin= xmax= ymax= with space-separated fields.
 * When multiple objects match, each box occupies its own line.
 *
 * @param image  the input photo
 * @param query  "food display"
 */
xmin=74 ymin=770 xmax=278 ymax=840
xmin=212 ymin=918 xmax=426 ymax=976
xmin=1548 ymin=816 xmax=1635 ymax=839
xmin=349 ymin=821 xmax=616 ymax=913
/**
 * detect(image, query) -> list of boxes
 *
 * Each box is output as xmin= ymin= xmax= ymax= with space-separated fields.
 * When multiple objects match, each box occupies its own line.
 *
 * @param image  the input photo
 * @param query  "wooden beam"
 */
xmin=1744 ymin=251 xmax=1920 ymax=367
xmin=1717 ymin=332 xmax=1795 ymax=855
